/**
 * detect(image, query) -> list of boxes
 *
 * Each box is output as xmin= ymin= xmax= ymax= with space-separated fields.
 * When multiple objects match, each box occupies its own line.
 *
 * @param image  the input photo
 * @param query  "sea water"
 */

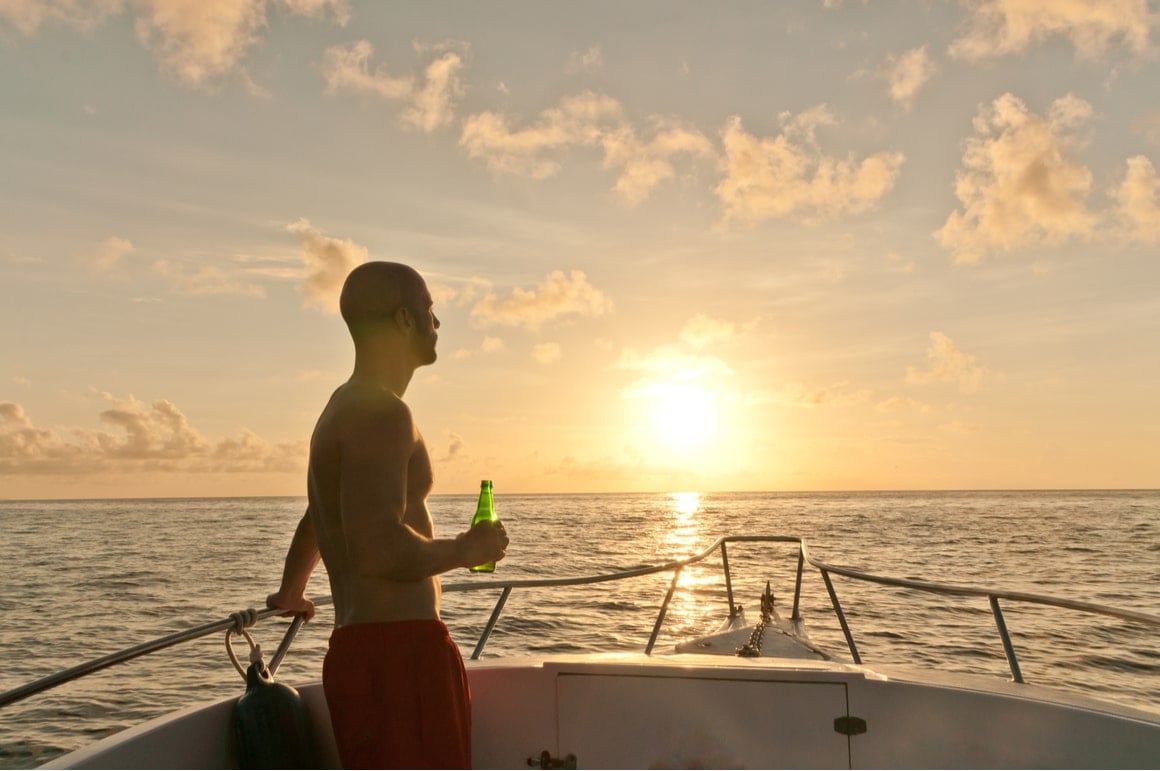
xmin=1 ymin=490 xmax=1158 ymax=767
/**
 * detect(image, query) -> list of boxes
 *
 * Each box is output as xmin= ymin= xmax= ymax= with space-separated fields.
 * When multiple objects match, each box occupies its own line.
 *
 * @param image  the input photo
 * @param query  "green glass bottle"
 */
xmin=469 ymin=479 xmax=498 ymax=573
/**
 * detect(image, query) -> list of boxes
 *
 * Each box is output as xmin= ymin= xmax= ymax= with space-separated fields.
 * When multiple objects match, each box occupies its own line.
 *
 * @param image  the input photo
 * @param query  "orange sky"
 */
xmin=2 ymin=1 xmax=1159 ymax=498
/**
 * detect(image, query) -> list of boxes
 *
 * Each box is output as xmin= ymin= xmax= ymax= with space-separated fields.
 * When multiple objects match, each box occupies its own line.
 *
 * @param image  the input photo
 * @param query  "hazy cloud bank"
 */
xmin=0 ymin=396 xmax=306 ymax=475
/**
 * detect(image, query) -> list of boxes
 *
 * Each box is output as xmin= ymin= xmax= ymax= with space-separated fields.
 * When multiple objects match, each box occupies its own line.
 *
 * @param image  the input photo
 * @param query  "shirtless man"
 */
xmin=266 ymin=261 xmax=509 ymax=769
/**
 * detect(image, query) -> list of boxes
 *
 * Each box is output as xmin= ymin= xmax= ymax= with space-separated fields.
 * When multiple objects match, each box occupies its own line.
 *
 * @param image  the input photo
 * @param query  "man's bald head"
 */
xmin=339 ymin=261 xmax=428 ymax=343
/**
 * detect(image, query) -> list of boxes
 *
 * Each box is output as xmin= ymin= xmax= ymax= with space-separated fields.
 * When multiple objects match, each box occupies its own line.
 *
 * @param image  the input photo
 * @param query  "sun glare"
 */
xmin=648 ymin=382 xmax=718 ymax=452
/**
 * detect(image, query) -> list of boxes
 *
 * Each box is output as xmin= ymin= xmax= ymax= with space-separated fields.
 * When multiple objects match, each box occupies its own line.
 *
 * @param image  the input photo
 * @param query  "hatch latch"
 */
xmin=834 ymin=715 xmax=868 ymax=736
xmin=527 ymin=750 xmax=578 ymax=769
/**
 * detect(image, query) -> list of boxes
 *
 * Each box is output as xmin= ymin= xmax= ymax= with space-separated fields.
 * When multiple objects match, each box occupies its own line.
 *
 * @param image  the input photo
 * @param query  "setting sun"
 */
xmin=647 ymin=382 xmax=719 ymax=452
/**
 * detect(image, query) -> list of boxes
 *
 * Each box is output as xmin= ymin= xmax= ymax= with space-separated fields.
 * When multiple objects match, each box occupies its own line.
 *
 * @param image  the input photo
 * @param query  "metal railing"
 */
xmin=797 ymin=539 xmax=1160 ymax=682
xmin=4 ymin=534 xmax=1158 ymax=709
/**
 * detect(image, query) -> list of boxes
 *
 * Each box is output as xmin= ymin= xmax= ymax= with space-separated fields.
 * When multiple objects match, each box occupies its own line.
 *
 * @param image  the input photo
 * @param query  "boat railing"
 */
xmin=442 ymin=534 xmax=808 ymax=659
xmin=3 ymin=534 xmax=1158 ymax=709
xmin=797 ymin=539 xmax=1160 ymax=683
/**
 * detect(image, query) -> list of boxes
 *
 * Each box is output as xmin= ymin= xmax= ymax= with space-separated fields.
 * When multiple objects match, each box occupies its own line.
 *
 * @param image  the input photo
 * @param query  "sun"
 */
xmin=648 ymin=382 xmax=718 ymax=452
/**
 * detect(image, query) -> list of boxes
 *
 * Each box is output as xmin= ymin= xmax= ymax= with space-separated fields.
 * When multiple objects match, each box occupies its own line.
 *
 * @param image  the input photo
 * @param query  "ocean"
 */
xmin=1 ymin=490 xmax=1158 ymax=768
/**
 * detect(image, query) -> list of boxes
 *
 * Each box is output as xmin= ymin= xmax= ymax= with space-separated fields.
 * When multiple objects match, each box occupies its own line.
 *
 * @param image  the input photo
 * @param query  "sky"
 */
xmin=1 ymin=0 xmax=1159 ymax=499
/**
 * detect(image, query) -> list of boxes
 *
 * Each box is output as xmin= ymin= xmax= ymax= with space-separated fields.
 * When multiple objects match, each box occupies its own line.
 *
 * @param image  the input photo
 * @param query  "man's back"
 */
xmin=308 ymin=380 xmax=441 ymax=626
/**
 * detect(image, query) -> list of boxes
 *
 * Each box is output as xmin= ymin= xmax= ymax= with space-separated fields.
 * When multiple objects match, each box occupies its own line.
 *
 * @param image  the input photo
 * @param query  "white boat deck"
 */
xmin=46 ymin=652 xmax=1160 ymax=769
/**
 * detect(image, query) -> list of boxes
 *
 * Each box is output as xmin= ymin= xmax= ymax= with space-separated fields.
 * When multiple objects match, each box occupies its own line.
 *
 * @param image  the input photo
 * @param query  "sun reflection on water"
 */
xmin=658 ymin=491 xmax=726 ymax=639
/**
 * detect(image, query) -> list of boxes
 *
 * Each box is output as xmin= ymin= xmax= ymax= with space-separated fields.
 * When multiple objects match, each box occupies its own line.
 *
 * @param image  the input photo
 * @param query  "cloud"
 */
xmin=615 ymin=345 xmax=733 ymax=380
xmin=452 ymin=335 xmax=505 ymax=360
xmin=531 ymin=342 xmax=562 ymax=364
xmin=875 ymin=395 xmax=933 ymax=413
xmin=152 ymin=258 xmax=267 ymax=297
xmin=285 ymin=218 xmax=366 ymax=313
xmin=0 ymin=395 xmax=306 ymax=475
xmin=0 ymin=0 xmax=121 ymax=36
xmin=906 ymin=331 xmax=987 ymax=393
xmin=88 ymin=235 xmax=133 ymax=271
xmin=1111 ymin=155 xmax=1160 ymax=244
xmin=935 ymin=93 xmax=1096 ymax=263
xmin=434 ymin=431 xmax=464 ymax=463
xmin=752 ymin=381 xmax=872 ymax=408
xmin=949 ymin=0 xmax=1154 ymax=61
xmin=677 ymin=314 xmax=735 ymax=350
xmin=4 ymin=0 xmax=347 ymax=89
xmin=884 ymin=45 xmax=938 ymax=109
xmin=132 ymin=0 xmax=269 ymax=90
xmin=322 ymin=40 xmax=465 ymax=132
xmin=460 ymin=91 xmax=625 ymax=179
xmin=470 ymin=269 xmax=612 ymax=331
xmin=715 ymin=112 xmax=905 ymax=225
xmin=600 ymin=120 xmax=716 ymax=205
xmin=461 ymin=91 xmax=714 ymax=203
xmin=1134 ymin=111 xmax=1160 ymax=145
xmin=567 ymin=44 xmax=603 ymax=74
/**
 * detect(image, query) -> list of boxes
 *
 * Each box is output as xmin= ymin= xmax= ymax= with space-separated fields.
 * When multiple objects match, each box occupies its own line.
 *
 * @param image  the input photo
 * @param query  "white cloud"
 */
xmin=471 ymin=269 xmax=612 ymax=331
xmin=677 ymin=314 xmax=735 ymax=350
xmin=748 ymin=380 xmax=872 ymax=408
xmin=567 ymin=44 xmax=603 ymax=74
xmin=884 ymin=46 xmax=938 ymax=109
xmin=875 ymin=395 xmax=933 ymax=413
xmin=715 ymin=112 xmax=905 ymax=225
xmin=615 ymin=345 xmax=733 ymax=380
xmin=132 ymin=0 xmax=267 ymax=90
xmin=935 ymin=93 xmax=1097 ymax=263
xmin=460 ymin=91 xmax=624 ymax=179
xmin=4 ymin=0 xmax=347 ymax=89
xmin=1111 ymin=155 xmax=1160 ymax=244
xmin=906 ymin=331 xmax=988 ymax=393
xmin=323 ymin=40 xmax=465 ymax=132
xmin=0 ymin=0 xmax=121 ymax=36
xmin=600 ymin=120 xmax=716 ymax=205
xmin=88 ymin=235 xmax=133 ymax=271
xmin=285 ymin=218 xmax=366 ymax=313
xmin=0 ymin=396 xmax=306 ymax=475
xmin=152 ymin=259 xmax=267 ymax=297
xmin=434 ymin=431 xmax=464 ymax=463
xmin=531 ymin=342 xmax=562 ymax=364
xmin=1134 ymin=111 xmax=1160 ymax=145
xmin=949 ymin=0 xmax=1154 ymax=61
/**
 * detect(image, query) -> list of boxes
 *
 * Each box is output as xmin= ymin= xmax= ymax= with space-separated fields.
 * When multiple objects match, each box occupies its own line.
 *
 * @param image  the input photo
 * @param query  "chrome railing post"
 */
xmin=471 ymin=586 xmax=513 ymax=660
xmin=791 ymin=547 xmax=805 ymax=621
xmin=989 ymin=595 xmax=1024 ymax=683
xmin=721 ymin=541 xmax=738 ymax=617
xmin=821 ymin=569 xmax=861 ymax=664
xmin=268 ymin=614 xmax=306 ymax=676
xmin=646 ymin=566 xmax=683 ymax=655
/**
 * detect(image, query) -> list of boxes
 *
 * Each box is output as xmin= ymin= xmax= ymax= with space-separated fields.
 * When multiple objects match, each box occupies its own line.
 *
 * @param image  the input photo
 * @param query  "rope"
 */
xmin=225 ymin=608 xmax=264 ymax=680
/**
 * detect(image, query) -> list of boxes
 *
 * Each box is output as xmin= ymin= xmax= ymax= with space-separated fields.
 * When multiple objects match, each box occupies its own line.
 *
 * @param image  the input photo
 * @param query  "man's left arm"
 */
xmin=266 ymin=508 xmax=321 ymax=621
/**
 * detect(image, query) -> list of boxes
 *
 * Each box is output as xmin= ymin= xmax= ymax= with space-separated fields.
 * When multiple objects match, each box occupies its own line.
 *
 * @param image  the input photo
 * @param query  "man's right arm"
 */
xmin=267 ymin=508 xmax=321 ymax=620
xmin=340 ymin=399 xmax=505 ymax=581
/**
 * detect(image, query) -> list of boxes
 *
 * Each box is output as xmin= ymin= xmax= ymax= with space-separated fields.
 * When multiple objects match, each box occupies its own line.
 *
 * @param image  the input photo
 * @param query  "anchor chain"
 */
xmin=736 ymin=582 xmax=776 ymax=658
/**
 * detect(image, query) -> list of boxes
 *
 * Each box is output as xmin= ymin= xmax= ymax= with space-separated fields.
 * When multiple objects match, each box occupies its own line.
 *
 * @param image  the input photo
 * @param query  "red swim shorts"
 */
xmin=323 ymin=619 xmax=472 ymax=769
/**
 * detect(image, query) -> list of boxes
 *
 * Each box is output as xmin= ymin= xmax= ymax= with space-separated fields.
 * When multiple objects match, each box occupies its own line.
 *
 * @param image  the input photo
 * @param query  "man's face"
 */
xmin=409 ymin=284 xmax=440 ymax=366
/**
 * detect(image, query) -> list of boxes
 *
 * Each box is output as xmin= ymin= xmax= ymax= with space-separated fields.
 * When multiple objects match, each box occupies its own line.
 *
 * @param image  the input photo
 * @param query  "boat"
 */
xmin=4 ymin=534 xmax=1158 ymax=769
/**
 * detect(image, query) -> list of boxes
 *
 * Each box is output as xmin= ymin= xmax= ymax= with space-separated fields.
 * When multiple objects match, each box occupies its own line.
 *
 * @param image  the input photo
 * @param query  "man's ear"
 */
xmin=394 ymin=306 xmax=413 ymax=331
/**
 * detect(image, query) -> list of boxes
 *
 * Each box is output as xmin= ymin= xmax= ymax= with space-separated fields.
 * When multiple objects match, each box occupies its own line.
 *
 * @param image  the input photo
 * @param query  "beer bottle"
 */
xmin=469 ymin=479 xmax=499 ymax=573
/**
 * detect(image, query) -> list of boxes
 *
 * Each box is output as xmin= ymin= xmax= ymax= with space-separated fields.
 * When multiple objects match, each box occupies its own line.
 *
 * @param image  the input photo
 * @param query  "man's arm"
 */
xmin=266 ymin=508 xmax=321 ymax=621
xmin=342 ymin=399 xmax=506 ymax=581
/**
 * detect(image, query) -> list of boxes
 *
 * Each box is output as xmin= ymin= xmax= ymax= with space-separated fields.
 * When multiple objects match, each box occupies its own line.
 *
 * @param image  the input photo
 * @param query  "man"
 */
xmin=267 ymin=261 xmax=509 ymax=769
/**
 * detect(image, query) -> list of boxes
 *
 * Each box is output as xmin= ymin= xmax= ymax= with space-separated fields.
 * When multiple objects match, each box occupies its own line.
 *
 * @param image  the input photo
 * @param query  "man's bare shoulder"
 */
xmin=318 ymin=382 xmax=415 ymax=444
